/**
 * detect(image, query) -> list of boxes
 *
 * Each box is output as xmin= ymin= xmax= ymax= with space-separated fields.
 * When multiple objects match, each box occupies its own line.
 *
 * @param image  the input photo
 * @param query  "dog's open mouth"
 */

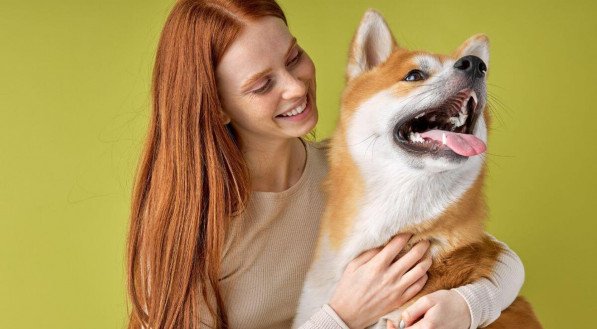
xmin=395 ymin=89 xmax=486 ymax=157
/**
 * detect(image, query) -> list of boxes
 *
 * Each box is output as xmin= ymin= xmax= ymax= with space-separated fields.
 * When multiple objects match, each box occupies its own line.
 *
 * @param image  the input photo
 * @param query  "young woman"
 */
xmin=126 ymin=1 xmax=525 ymax=329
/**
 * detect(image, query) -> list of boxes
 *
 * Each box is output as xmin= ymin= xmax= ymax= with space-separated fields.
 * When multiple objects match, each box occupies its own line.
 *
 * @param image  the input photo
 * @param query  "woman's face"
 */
xmin=216 ymin=17 xmax=318 ymax=145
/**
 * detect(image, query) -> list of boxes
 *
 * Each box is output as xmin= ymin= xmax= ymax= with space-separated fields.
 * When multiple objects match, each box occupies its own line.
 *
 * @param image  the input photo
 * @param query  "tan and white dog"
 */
xmin=293 ymin=10 xmax=541 ymax=329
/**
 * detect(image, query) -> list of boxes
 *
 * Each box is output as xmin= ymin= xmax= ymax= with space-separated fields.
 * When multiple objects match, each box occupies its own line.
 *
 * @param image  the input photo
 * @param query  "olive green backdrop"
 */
xmin=1 ymin=0 xmax=595 ymax=328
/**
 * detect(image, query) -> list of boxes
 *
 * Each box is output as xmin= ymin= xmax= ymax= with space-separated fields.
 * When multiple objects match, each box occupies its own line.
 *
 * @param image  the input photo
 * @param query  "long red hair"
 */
xmin=126 ymin=1 xmax=287 ymax=328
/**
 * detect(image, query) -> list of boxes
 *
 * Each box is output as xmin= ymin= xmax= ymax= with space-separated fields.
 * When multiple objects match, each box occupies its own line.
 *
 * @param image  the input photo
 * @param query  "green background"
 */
xmin=1 ymin=0 xmax=595 ymax=328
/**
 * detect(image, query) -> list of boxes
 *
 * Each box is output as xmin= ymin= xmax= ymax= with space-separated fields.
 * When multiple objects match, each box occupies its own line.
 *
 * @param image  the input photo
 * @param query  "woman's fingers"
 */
xmin=387 ymin=320 xmax=397 ymax=329
xmin=398 ymin=272 xmax=428 ymax=306
xmin=349 ymin=246 xmax=384 ymax=269
xmin=402 ymin=318 xmax=435 ymax=329
xmin=395 ymin=255 xmax=432 ymax=289
xmin=401 ymin=295 xmax=435 ymax=327
xmin=371 ymin=233 xmax=412 ymax=267
xmin=389 ymin=240 xmax=430 ymax=277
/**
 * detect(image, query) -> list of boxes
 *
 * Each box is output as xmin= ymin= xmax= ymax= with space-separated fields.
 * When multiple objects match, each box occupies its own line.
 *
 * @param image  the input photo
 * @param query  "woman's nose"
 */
xmin=281 ymin=72 xmax=307 ymax=100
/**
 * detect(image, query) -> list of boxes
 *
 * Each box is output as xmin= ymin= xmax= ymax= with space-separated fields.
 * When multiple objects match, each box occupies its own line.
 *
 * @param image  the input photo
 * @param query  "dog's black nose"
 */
xmin=454 ymin=55 xmax=487 ymax=78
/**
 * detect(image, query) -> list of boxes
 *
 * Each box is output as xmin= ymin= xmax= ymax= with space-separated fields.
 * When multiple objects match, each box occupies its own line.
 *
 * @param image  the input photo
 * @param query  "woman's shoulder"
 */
xmin=305 ymin=138 xmax=331 ymax=161
xmin=306 ymin=138 xmax=331 ymax=153
xmin=304 ymin=138 xmax=331 ymax=179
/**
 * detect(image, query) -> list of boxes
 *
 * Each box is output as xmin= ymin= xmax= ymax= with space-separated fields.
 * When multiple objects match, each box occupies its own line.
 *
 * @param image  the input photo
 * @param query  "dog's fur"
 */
xmin=293 ymin=10 xmax=541 ymax=329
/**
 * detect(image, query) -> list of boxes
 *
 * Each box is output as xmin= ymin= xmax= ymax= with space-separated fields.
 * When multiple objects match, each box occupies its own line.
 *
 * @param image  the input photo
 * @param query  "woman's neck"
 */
xmin=240 ymin=136 xmax=306 ymax=192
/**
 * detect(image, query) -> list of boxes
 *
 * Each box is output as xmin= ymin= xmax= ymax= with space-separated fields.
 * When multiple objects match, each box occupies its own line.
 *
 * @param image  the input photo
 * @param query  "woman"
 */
xmin=126 ymin=1 xmax=524 ymax=328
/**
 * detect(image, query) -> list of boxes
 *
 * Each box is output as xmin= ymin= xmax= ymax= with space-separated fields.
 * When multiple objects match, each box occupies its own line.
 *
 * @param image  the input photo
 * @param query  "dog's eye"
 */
xmin=404 ymin=70 xmax=426 ymax=82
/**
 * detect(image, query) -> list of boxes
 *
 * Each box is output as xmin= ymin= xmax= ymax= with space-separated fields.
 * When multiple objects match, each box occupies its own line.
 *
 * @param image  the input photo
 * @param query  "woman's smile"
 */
xmin=275 ymin=93 xmax=314 ymax=122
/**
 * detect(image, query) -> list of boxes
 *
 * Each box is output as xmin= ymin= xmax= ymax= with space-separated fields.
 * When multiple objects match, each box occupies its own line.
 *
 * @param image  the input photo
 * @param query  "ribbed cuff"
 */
xmin=300 ymin=304 xmax=350 ymax=329
xmin=452 ymin=283 xmax=490 ymax=329
xmin=322 ymin=304 xmax=351 ymax=329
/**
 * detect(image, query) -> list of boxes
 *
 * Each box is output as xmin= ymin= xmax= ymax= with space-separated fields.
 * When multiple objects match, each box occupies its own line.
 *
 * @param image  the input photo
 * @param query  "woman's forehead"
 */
xmin=217 ymin=17 xmax=293 ymax=87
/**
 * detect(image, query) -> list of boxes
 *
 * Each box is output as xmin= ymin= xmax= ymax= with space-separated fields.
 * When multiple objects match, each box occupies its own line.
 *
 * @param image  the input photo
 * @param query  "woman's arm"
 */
xmin=399 ymin=235 xmax=525 ymax=329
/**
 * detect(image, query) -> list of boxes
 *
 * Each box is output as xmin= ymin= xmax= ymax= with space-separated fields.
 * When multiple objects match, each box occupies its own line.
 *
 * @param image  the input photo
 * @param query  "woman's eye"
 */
xmin=404 ymin=69 xmax=426 ymax=82
xmin=253 ymin=78 xmax=273 ymax=94
xmin=287 ymin=49 xmax=303 ymax=67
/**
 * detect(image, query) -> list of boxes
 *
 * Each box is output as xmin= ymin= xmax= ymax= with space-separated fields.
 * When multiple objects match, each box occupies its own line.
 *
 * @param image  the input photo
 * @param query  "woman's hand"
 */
xmin=390 ymin=289 xmax=471 ymax=329
xmin=328 ymin=234 xmax=431 ymax=329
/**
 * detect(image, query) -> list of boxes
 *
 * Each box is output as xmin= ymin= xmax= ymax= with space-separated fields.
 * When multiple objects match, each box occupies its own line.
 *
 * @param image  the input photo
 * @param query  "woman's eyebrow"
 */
xmin=240 ymin=68 xmax=272 ymax=92
xmin=239 ymin=37 xmax=298 ymax=92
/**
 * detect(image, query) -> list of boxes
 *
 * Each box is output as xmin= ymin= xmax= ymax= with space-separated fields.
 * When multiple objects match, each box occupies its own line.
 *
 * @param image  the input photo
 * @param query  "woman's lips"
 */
xmin=276 ymin=94 xmax=312 ymax=122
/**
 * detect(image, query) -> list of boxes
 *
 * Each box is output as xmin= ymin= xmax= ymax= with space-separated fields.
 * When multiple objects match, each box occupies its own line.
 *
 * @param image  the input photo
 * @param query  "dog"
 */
xmin=293 ymin=9 xmax=541 ymax=329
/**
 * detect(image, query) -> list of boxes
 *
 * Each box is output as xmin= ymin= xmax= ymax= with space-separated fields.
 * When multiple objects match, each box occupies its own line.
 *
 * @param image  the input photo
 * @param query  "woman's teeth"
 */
xmin=281 ymin=99 xmax=307 ymax=117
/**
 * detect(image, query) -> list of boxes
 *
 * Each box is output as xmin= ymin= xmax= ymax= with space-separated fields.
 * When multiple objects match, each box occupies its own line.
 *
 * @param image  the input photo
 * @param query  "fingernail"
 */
xmin=399 ymin=320 xmax=406 ymax=329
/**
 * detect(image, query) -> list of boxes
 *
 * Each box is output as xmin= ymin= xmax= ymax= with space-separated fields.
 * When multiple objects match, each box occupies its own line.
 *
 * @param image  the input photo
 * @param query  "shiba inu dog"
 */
xmin=293 ymin=10 xmax=541 ymax=329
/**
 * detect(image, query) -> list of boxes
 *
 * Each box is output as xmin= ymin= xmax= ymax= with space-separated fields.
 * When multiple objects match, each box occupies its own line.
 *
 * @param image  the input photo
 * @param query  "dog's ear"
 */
xmin=347 ymin=9 xmax=397 ymax=81
xmin=453 ymin=34 xmax=490 ymax=68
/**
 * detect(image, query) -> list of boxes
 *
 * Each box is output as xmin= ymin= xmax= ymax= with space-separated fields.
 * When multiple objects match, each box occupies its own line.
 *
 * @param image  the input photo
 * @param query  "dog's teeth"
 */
xmin=442 ymin=132 xmax=447 ymax=145
xmin=409 ymin=132 xmax=424 ymax=143
xmin=416 ymin=133 xmax=423 ymax=143
xmin=415 ymin=113 xmax=425 ymax=119
xmin=460 ymin=101 xmax=467 ymax=114
xmin=449 ymin=111 xmax=468 ymax=128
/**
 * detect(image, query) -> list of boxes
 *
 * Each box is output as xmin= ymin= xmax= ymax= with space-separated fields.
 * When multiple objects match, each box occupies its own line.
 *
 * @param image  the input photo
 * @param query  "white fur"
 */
xmin=338 ymin=81 xmax=487 ymax=272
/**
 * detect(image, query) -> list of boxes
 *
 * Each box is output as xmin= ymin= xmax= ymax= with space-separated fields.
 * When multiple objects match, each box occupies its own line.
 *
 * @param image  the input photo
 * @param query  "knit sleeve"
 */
xmin=451 ymin=234 xmax=525 ymax=329
xmin=297 ymin=304 xmax=350 ymax=329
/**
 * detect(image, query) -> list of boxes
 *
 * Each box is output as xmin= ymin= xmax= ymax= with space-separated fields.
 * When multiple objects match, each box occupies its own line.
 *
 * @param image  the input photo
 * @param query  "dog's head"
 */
xmin=342 ymin=10 xmax=490 ymax=173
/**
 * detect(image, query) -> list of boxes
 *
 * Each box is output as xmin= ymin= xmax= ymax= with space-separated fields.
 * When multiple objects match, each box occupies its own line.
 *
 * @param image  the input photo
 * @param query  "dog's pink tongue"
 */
xmin=421 ymin=130 xmax=487 ymax=156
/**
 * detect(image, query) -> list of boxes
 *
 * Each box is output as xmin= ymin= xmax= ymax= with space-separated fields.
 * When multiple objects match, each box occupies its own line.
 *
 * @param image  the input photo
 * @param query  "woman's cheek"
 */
xmin=255 ymin=95 xmax=280 ymax=120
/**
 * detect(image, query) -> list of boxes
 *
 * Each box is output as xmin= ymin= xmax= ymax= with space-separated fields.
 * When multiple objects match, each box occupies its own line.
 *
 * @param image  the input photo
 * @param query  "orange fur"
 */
xmin=485 ymin=297 xmax=542 ymax=329
xmin=317 ymin=128 xmax=364 ymax=252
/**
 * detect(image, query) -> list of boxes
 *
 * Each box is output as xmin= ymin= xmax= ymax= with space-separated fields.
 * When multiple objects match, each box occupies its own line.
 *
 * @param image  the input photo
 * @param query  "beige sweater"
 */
xmin=217 ymin=139 xmax=524 ymax=329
